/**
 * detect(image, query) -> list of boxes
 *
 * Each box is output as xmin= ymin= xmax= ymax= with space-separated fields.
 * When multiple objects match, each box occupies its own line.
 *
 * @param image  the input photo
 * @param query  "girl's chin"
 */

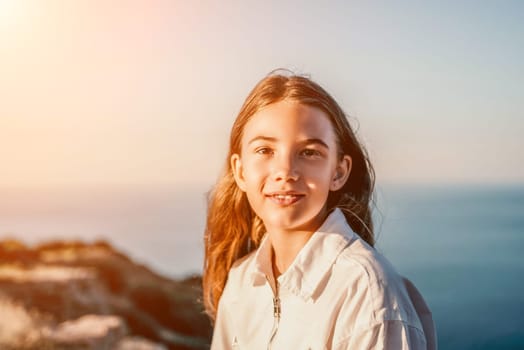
xmin=262 ymin=213 xmax=322 ymax=234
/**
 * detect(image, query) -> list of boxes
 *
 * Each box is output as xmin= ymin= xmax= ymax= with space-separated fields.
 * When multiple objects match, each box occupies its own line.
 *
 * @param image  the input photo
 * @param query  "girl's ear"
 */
xmin=330 ymin=155 xmax=352 ymax=191
xmin=231 ymin=153 xmax=247 ymax=192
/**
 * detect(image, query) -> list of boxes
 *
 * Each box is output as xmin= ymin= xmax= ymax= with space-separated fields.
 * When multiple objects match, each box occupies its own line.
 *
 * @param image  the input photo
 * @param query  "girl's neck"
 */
xmin=267 ymin=208 xmax=330 ymax=280
xmin=269 ymin=229 xmax=315 ymax=279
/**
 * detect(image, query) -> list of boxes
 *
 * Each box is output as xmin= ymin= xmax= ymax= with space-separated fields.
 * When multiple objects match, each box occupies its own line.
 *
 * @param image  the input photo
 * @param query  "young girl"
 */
xmin=203 ymin=71 xmax=436 ymax=349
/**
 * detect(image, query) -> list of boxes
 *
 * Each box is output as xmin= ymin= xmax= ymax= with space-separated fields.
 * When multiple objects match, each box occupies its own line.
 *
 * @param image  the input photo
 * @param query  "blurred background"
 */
xmin=1 ymin=1 xmax=523 ymax=349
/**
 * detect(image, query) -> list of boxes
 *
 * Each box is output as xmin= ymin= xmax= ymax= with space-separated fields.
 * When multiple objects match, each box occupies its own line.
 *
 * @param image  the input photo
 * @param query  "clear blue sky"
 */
xmin=1 ymin=0 xmax=523 ymax=188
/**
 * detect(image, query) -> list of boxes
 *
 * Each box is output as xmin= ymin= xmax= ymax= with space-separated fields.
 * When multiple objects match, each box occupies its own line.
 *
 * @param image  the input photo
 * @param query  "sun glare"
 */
xmin=0 ymin=0 xmax=21 ymax=30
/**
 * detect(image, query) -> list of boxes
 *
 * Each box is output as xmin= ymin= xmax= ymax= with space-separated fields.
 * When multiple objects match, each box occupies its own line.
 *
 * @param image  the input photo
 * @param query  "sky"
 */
xmin=1 ymin=0 xmax=523 ymax=189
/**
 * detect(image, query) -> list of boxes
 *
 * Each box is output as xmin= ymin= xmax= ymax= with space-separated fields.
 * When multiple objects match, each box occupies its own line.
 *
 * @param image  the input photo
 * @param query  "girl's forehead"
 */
xmin=241 ymin=100 xmax=336 ymax=142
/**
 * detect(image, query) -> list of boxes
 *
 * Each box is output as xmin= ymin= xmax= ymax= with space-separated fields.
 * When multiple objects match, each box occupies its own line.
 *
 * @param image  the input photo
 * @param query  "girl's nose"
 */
xmin=272 ymin=153 xmax=299 ymax=182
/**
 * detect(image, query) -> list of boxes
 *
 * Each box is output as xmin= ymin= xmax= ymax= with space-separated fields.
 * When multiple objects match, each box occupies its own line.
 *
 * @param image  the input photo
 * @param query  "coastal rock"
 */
xmin=0 ymin=297 xmax=44 ymax=348
xmin=115 ymin=336 xmax=168 ymax=350
xmin=44 ymin=314 xmax=127 ymax=349
xmin=0 ymin=239 xmax=212 ymax=349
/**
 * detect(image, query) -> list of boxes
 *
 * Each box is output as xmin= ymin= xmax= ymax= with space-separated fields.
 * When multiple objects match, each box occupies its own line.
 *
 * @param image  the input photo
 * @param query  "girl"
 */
xmin=203 ymin=71 xmax=436 ymax=349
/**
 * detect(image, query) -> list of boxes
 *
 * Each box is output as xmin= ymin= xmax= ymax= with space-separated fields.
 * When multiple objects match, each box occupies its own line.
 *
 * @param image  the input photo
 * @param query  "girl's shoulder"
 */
xmin=334 ymin=237 xmax=435 ymax=346
xmin=336 ymin=236 xmax=401 ymax=287
xmin=230 ymin=249 xmax=258 ymax=279
xmin=221 ymin=249 xmax=259 ymax=299
xmin=333 ymin=237 xmax=427 ymax=330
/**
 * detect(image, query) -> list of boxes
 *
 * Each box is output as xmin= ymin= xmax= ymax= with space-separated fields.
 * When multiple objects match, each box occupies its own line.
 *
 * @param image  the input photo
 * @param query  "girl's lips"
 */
xmin=266 ymin=193 xmax=305 ymax=206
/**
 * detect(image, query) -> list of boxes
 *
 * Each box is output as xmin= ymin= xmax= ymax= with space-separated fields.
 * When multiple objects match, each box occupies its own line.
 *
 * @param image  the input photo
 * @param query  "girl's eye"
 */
xmin=255 ymin=147 xmax=273 ymax=155
xmin=301 ymin=149 xmax=322 ymax=158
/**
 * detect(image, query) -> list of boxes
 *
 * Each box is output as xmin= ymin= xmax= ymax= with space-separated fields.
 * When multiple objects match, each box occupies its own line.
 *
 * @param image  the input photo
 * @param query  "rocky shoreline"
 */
xmin=0 ymin=239 xmax=212 ymax=349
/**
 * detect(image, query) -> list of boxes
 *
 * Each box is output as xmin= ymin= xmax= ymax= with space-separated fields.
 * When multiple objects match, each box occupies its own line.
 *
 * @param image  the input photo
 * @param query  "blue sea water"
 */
xmin=374 ymin=184 xmax=524 ymax=350
xmin=0 ymin=184 xmax=523 ymax=349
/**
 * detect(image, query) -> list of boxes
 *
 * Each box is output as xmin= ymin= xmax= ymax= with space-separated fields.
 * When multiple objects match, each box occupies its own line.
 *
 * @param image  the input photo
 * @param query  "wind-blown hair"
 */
xmin=203 ymin=71 xmax=375 ymax=320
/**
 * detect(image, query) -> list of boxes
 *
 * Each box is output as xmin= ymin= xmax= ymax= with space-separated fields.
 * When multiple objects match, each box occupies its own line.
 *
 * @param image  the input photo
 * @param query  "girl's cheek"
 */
xmin=251 ymin=158 xmax=270 ymax=170
xmin=245 ymin=160 xmax=269 ymax=179
xmin=303 ymin=161 xmax=329 ymax=174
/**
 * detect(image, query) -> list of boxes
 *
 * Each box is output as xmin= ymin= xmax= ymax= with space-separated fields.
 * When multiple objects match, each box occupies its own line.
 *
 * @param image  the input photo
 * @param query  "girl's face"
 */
xmin=231 ymin=100 xmax=351 ymax=234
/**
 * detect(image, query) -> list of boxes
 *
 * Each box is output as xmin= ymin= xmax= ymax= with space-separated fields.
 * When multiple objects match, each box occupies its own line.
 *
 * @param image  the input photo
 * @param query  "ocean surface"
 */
xmin=0 ymin=184 xmax=523 ymax=349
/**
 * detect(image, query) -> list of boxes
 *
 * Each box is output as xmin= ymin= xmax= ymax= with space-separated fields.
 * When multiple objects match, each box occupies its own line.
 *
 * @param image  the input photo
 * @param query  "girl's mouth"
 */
xmin=266 ymin=193 xmax=304 ymax=206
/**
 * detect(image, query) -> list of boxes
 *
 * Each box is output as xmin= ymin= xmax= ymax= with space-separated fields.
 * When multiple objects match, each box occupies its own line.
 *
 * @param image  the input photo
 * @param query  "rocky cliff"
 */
xmin=0 ymin=239 xmax=212 ymax=349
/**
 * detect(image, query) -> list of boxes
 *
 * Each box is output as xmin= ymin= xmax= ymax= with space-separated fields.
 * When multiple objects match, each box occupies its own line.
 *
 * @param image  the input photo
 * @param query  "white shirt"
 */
xmin=211 ymin=209 xmax=436 ymax=350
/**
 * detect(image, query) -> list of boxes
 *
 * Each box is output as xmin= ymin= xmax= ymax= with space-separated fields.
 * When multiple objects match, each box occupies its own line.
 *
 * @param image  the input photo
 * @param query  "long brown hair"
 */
xmin=203 ymin=71 xmax=375 ymax=320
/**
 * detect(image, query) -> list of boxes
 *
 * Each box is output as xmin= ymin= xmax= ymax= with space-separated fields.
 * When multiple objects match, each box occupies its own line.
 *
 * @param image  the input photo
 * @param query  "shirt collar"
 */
xmin=251 ymin=208 xmax=357 ymax=301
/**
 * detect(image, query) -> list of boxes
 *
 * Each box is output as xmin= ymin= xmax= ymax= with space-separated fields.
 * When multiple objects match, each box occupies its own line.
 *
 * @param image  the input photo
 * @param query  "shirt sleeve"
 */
xmin=334 ymin=320 xmax=428 ymax=350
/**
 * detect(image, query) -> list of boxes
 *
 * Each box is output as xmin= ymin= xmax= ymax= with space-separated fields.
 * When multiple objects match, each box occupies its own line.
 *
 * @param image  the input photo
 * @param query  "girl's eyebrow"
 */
xmin=248 ymin=136 xmax=277 ymax=145
xmin=248 ymin=136 xmax=329 ymax=149
xmin=302 ymin=138 xmax=330 ymax=149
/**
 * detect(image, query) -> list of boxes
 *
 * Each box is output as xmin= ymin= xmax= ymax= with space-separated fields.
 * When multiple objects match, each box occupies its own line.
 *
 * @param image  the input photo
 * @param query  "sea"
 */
xmin=0 ymin=183 xmax=523 ymax=349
